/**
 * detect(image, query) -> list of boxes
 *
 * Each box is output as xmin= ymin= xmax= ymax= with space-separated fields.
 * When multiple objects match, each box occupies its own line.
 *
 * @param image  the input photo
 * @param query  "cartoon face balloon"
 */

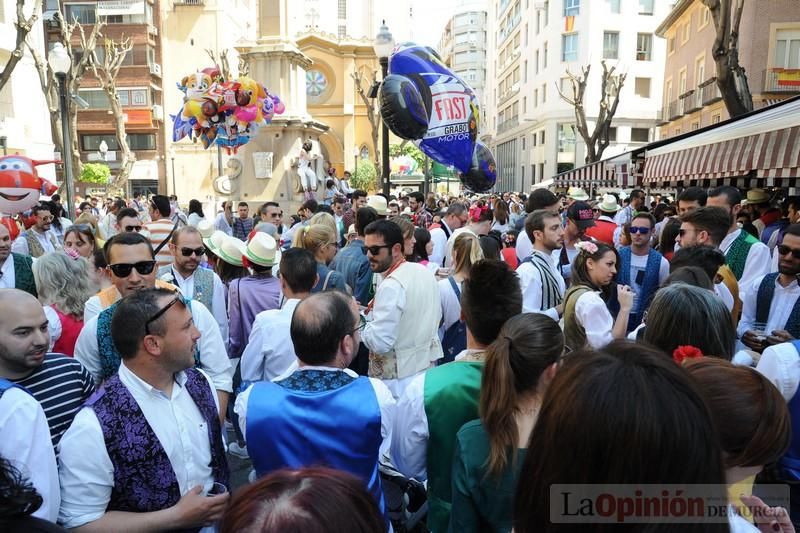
xmin=0 ymin=155 xmax=58 ymax=215
xmin=379 ymin=44 xmax=497 ymax=192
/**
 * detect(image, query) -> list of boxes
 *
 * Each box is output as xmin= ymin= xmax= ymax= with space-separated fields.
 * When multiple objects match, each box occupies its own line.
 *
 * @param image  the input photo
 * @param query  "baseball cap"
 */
xmin=567 ymin=201 xmax=596 ymax=229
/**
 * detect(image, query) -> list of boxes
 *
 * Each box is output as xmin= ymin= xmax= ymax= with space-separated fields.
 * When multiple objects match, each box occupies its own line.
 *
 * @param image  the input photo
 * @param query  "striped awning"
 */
xmin=553 ymin=160 xmax=618 ymax=189
xmin=644 ymin=97 xmax=800 ymax=188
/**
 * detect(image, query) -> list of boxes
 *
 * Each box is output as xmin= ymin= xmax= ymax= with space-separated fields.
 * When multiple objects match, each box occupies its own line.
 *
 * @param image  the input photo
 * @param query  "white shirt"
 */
xmin=627 ymin=251 xmax=670 ymax=310
xmin=737 ymin=274 xmax=800 ymax=340
xmin=0 ymin=387 xmax=60 ymax=522
xmin=574 ymin=291 xmax=615 ymax=349
xmin=43 ymin=305 xmax=62 ymax=350
xmin=516 ymin=250 xmax=565 ymax=320
xmin=213 ymin=212 xmax=232 ymax=236
xmin=721 ymin=229 xmax=771 ymax=301
xmin=362 ymin=278 xmax=407 ymax=356
xmin=614 ymin=205 xmax=634 ymax=226
xmin=715 ymin=281 xmax=735 ymax=312
xmin=235 ymin=365 xmax=396 ymax=458
xmin=10 ymin=229 xmax=58 ymax=256
xmin=429 ymin=220 xmax=455 ymax=267
xmin=167 ymin=267 xmax=228 ymax=344
xmin=57 ymin=363 xmax=220 ymax=529
xmin=240 ymin=299 xmax=300 ymax=383
xmin=757 ymin=341 xmax=800 ymax=401
xmin=98 ymin=213 xmax=117 ymax=241
xmin=187 ymin=213 xmax=205 ymax=228
xmin=0 ymin=255 xmax=15 ymax=289
xmin=74 ymin=299 xmax=233 ymax=392
xmin=515 ymin=230 xmax=533 ymax=262
xmin=438 ymin=276 xmax=463 ymax=334
xmin=83 ymin=294 xmax=103 ymax=322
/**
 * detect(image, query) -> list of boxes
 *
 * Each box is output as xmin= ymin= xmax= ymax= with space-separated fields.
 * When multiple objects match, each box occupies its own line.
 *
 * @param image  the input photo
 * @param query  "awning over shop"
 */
xmin=643 ymin=96 xmax=800 ymax=188
xmin=552 ymin=159 xmax=617 ymax=190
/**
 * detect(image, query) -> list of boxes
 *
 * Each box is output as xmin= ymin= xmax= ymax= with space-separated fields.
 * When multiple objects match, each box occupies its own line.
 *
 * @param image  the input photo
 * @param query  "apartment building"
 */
xmin=484 ymin=0 xmax=671 ymax=191
xmin=656 ymin=0 xmax=800 ymax=138
xmin=439 ymin=10 xmax=489 ymax=132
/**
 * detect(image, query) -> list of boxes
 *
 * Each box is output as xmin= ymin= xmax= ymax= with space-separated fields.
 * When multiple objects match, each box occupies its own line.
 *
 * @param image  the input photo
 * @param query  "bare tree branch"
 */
xmin=352 ymin=69 xmax=380 ymax=172
xmin=0 ymin=0 xmax=42 ymax=93
xmin=205 ymin=48 xmax=232 ymax=79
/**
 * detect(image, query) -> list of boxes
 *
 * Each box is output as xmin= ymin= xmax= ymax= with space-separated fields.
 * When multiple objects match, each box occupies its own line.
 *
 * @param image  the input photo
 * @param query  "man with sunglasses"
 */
xmin=236 ymin=290 xmax=394 ymax=523
xmin=159 ymin=226 xmax=228 ymax=342
xmin=361 ymin=220 xmax=442 ymax=400
xmin=739 ymin=224 xmax=800 ymax=354
xmin=429 ymin=203 xmax=468 ymax=266
xmin=616 ymin=212 xmax=670 ymax=332
xmin=58 ymin=288 xmax=230 ymax=531
xmin=76 ymin=232 xmax=232 ymax=412
xmin=115 ymin=207 xmax=143 ymax=235
xmin=10 ymin=203 xmax=60 ymax=258
xmin=258 ymin=202 xmax=288 ymax=242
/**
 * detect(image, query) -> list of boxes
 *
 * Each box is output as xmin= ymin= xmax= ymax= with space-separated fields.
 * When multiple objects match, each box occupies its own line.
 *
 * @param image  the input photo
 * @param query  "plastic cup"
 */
xmin=206 ymin=482 xmax=228 ymax=497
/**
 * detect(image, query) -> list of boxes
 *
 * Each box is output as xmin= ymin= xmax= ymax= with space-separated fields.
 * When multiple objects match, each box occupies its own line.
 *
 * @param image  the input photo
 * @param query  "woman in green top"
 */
xmin=449 ymin=313 xmax=564 ymax=533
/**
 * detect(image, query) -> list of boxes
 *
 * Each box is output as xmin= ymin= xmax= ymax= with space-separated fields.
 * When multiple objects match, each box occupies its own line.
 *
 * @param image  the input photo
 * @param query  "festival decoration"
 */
xmin=172 ymin=67 xmax=285 ymax=153
xmin=379 ymin=43 xmax=496 ymax=192
xmin=0 ymin=155 xmax=58 ymax=240
xmin=672 ymin=345 xmax=704 ymax=365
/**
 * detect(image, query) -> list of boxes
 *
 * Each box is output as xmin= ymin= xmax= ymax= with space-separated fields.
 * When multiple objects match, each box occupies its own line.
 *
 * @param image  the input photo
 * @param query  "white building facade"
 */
xmin=484 ymin=0 xmax=671 ymax=191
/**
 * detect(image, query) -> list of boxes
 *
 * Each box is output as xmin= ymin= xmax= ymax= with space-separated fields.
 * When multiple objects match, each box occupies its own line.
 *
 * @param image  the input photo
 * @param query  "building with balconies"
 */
xmin=656 ymin=0 xmax=800 ymax=139
xmin=484 ymin=0 xmax=671 ymax=192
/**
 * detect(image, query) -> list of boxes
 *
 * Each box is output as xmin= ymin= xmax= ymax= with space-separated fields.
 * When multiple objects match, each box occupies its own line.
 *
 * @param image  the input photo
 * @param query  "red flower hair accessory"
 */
xmin=673 ymin=345 xmax=703 ymax=365
xmin=469 ymin=204 xmax=489 ymax=222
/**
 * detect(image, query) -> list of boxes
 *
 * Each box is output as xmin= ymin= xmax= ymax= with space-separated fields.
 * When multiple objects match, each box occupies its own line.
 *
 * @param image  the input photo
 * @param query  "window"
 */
xmin=558 ymin=123 xmax=575 ymax=153
xmin=532 ymin=133 xmax=537 ymax=146
xmin=81 ymin=134 xmax=119 ymax=152
xmin=128 ymin=134 xmax=157 ymax=151
xmin=668 ymin=35 xmax=676 ymax=54
xmin=540 ymin=130 xmax=546 ymax=144
xmin=524 ymin=23 xmax=528 ymax=46
xmin=117 ymin=91 xmax=130 ymax=107
xmin=695 ymin=56 xmax=705 ymax=87
xmin=523 ymin=96 xmax=527 ymax=112
xmin=682 ymin=23 xmax=691 ymax=44
xmin=541 ymin=83 xmax=547 ymax=103
xmin=603 ymin=31 xmax=619 ymax=59
xmin=636 ymin=33 xmax=652 ymax=61
xmin=543 ymin=42 xmax=548 ymax=67
xmin=535 ymin=50 xmax=540 ymax=73
xmin=536 ymin=9 xmax=541 ymax=34
xmin=562 ymin=34 xmax=577 ymax=62
xmin=638 ymin=0 xmax=654 ymax=15
xmin=522 ymin=135 xmax=526 ymax=150
xmin=564 ymin=0 xmax=579 ymax=17
xmin=631 ymin=128 xmax=650 ymax=142
xmin=700 ymin=7 xmax=710 ymax=28
xmin=523 ymin=60 xmax=528 ymax=82
xmin=674 ymin=128 xmax=681 ymax=136
xmin=65 ymin=4 xmax=96 ymax=24
xmin=534 ymin=88 xmax=539 ymax=106
xmin=608 ymin=0 xmax=620 ymax=13
xmin=712 ymin=114 xmax=721 ymax=124
xmin=607 ymin=127 xmax=617 ymax=142
xmin=544 ymin=1 xmax=549 ymax=25
xmin=775 ymin=30 xmax=800 ymax=69
xmin=78 ymin=90 xmax=110 ymax=109
xmin=560 ymin=77 xmax=571 ymax=93
xmin=691 ymin=122 xmax=700 ymax=131
xmin=635 ymin=77 xmax=651 ymax=98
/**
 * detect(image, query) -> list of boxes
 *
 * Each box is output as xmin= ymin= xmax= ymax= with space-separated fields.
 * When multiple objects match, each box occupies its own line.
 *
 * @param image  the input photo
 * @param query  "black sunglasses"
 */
xmin=270 ymin=212 xmax=283 ymax=218
xmin=144 ymin=294 xmax=188 ymax=335
xmin=180 ymin=247 xmax=206 ymax=257
xmin=778 ymin=244 xmax=800 ymax=260
xmin=362 ymin=244 xmax=392 ymax=256
xmin=678 ymin=228 xmax=698 ymax=237
xmin=108 ymin=260 xmax=156 ymax=278
xmin=629 ymin=226 xmax=651 ymax=234
xmin=124 ymin=225 xmax=143 ymax=232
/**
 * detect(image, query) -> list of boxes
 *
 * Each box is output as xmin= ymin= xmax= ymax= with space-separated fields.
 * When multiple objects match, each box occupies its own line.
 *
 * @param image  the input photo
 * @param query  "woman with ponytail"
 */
xmin=449 ymin=313 xmax=563 ymax=533
xmin=292 ymin=224 xmax=348 ymax=293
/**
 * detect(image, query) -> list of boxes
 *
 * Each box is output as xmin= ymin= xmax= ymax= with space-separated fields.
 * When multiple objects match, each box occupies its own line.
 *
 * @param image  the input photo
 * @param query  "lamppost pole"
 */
xmin=374 ymin=21 xmax=394 ymax=198
xmin=171 ymin=156 xmax=176 ymax=196
xmin=57 ymin=72 xmax=75 ymax=221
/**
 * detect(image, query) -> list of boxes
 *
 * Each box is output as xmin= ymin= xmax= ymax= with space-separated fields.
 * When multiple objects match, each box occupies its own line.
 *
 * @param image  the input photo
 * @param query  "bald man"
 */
xmin=0 ymin=289 xmax=94 ymax=450
xmin=0 ymin=224 xmax=37 ymax=296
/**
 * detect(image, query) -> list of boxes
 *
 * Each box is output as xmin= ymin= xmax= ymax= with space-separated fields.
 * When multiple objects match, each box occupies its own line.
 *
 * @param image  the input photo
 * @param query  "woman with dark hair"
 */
xmin=491 ymin=199 xmax=510 ymax=235
xmin=91 ymin=247 xmax=112 ymax=291
xmin=187 ymin=199 xmax=205 ymax=227
xmin=562 ymin=242 xmax=634 ymax=351
xmin=642 ymin=282 xmax=736 ymax=360
xmin=479 ymin=232 xmax=503 ymax=261
xmin=63 ymin=225 xmax=97 ymax=259
xmin=658 ymin=217 xmax=681 ymax=261
xmin=450 ymin=314 xmax=563 ymax=532
xmin=411 ymin=227 xmax=438 ymax=273
xmin=683 ymin=357 xmax=793 ymax=532
xmin=513 ymin=341 xmax=730 ymax=533
xmin=0 ymin=458 xmax=66 ymax=532
xmin=220 ymin=467 xmax=385 ymax=533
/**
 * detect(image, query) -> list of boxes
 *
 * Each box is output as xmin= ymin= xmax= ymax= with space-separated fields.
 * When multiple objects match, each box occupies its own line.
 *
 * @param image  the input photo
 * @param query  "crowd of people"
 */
xmin=2 ymin=182 xmax=800 ymax=532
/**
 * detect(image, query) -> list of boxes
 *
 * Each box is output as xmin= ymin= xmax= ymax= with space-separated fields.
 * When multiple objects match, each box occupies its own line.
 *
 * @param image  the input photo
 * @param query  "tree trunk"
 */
xmin=0 ymin=0 xmax=41 ymax=94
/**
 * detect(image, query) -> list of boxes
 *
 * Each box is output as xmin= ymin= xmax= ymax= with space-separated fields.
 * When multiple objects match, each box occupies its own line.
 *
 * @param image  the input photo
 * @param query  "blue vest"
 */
xmin=618 ymin=247 xmax=662 ymax=331
xmin=245 ymin=371 xmax=385 ymax=517
xmin=0 ymin=377 xmax=26 ymax=398
xmin=756 ymin=273 xmax=800 ymax=339
xmin=780 ymin=340 xmax=800 ymax=481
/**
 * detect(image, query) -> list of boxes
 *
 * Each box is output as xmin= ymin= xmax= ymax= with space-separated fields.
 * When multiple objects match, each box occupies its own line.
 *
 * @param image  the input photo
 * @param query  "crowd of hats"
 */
xmin=196 ymin=220 xmax=281 ymax=268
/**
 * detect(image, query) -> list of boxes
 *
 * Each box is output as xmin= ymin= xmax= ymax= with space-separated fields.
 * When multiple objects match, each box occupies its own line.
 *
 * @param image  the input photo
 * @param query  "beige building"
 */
xmin=656 ymin=0 xmax=800 ymax=138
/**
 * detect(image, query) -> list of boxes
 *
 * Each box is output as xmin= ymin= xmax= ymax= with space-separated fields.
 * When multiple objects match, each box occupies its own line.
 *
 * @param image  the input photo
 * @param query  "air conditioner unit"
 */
xmin=149 ymin=63 xmax=162 ymax=77
xmin=152 ymin=104 xmax=164 ymax=120
xmin=534 ymin=0 xmax=547 ymax=9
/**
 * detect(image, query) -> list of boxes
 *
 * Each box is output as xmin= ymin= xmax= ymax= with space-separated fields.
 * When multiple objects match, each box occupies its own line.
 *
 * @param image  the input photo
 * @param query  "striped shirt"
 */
xmin=145 ymin=218 xmax=176 ymax=268
xmin=12 ymin=353 xmax=95 ymax=448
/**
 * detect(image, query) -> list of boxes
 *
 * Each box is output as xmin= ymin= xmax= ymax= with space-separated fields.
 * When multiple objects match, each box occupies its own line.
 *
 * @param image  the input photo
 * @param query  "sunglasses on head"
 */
xmin=144 ymin=294 xmax=190 ymax=335
xmin=124 ymin=225 xmax=143 ymax=232
xmin=362 ymin=244 xmax=392 ymax=256
xmin=778 ymin=244 xmax=800 ymax=260
xmin=108 ymin=260 xmax=156 ymax=278
xmin=180 ymin=246 xmax=206 ymax=257
xmin=629 ymin=226 xmax=651 ymax=234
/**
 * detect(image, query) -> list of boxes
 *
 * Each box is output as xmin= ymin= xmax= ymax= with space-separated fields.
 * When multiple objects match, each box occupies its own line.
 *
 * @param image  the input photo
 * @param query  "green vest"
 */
xmin=157 ymin=265 xmax=214 ymax=311
xmin=563 ymin=284 xmax=593 ymax=353
xmin=726 ymin=230 xmax=760 ymax=281
xmin=12 ymin=253 xmax=36 ymax=297
xmin=422 ymin=360 xmax=483 ymax=533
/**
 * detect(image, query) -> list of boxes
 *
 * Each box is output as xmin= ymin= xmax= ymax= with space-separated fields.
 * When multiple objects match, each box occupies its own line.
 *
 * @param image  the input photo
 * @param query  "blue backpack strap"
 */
xmin=448 ymin=276 xmax=461 ymax=300
xmin=0 ymin=377 xmax=30 ymax=399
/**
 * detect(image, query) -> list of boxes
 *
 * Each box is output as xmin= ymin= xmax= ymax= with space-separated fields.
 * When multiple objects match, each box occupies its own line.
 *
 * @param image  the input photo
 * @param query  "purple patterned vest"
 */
xmin=87 ymin=368 xmax=229 ymax=524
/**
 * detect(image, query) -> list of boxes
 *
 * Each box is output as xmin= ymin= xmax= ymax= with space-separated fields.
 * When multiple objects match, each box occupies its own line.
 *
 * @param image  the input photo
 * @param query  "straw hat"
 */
xmin=244 ymin=232 xmax=281 ymax=268
xmin=216 ymin=236 xmax=246 ymax=267
xmin=197 ymin=219 xmax=214 ymax=239
xmin=367 ymin=195 xmax=387 ymax=216
xmin=567 ymin=187 xmax=590 ymax=201
xmin=203 ymin=230 xmax=227 ymax=256
xmin=744 ymin=188 xmax=769 ymax=205
xmin=597 ymin=194 xmax=621 ymax=213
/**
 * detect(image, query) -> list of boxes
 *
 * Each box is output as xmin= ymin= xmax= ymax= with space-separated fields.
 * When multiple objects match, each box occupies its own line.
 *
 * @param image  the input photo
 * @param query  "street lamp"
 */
xmin=168 ymin=148 xmax=176 ymax=197
xmin=49 ymin=42 xmax=75 ymax=220
xmin=374 ymin=21 xmax=394 ymax=197
xmin=352 ymin=145 xmax=359 ymax=175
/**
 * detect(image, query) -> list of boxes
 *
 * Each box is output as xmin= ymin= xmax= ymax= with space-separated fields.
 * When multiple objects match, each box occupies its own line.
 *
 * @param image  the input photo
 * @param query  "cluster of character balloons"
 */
xmin=172 ymin=66 xmax=285 ymax=153
xmin=379 ymin=44 xmax=497 ymax=192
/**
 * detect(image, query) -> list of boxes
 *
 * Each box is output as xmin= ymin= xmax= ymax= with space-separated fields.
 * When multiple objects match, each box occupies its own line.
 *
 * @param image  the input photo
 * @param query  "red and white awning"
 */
xmin=643 ymin=98 xmax=800 ymax=188
xmin=553 ymin=160 xmax=618 ymax=190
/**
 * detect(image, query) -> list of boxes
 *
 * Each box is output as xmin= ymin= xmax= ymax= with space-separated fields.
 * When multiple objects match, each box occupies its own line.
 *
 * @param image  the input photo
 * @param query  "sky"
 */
xmin=404 ymin=0 xmax=487 ymax=50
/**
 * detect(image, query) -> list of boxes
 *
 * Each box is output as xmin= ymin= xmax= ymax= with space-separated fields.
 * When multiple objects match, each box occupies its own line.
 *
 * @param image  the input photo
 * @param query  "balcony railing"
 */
xmin=497 ymin=116 xmax=519 ymax=135
xmin=668 ymin=99 xmax=684 ymax=120
xmin=683 ymin=89 xmax=703 ymax=113
xmin=656 ymin=107 xmax=670 ymax=126
xmin=174 ymin=0 xmax=204 ymax=5
xmin=498 ymin=84 xmax=520 ymax=106
xmin=763 ymin=68 xmax=800 ymax=93
xmin=701 ymin=78 xmax=722 ymax=105
xmin=497 ymin=13 xmax=521 ymax=45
